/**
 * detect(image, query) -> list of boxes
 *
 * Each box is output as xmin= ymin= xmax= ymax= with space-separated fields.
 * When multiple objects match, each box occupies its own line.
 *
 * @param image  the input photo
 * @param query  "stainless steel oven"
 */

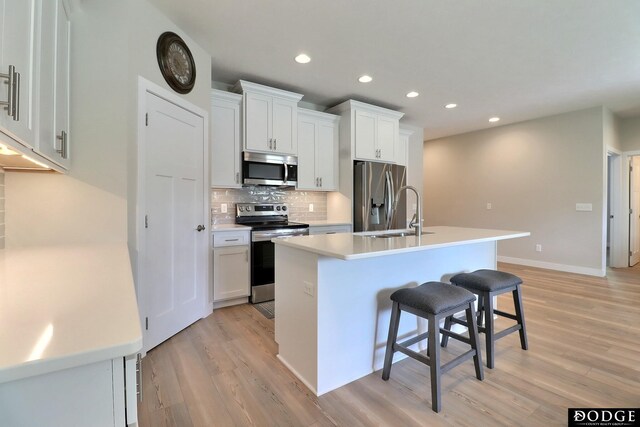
xmin=236 ymin=203 xmax=309 ymax=303
xmin=242 ymin=152 xmax=298 ymax=187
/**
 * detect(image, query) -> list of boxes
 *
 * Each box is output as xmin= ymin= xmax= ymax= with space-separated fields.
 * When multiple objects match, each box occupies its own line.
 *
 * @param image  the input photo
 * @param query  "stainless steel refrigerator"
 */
xmin=354 ymin=161 xmax=407 ymax=232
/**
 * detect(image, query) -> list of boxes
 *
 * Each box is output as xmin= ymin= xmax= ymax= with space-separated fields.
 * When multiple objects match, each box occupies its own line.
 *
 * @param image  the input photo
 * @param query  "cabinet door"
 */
xmin=376 ymin=115 xmax=397 ymax=162
xmin=211 ymin=98 xmax=241 ymax=187
xmin=396 ymin=132 xmax=409 ymax=166
xmin=53 ymin=0 xmax=70 ymax=169
xmin=316 ymin=120 xmax=337 ymax=190
xmin=213 ymin=245 xmax=250 ymax=301
xmin=297 ymin=116 xmax=317 ymax=190
xmin=35 ymin=0 xmax=70 ymax=169
xmin=0 ymin=0 xmax=37 ymax=147
xmin=244 ymin=91 xmax=271 ymax=152
xmin=354 ymin=109 xmax=377 ymax=160
xmin=272 ymin=98 xmax=297 ymax=154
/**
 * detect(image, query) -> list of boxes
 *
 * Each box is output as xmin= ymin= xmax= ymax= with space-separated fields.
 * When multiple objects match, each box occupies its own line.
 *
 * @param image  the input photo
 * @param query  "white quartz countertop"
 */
xmin=273 ymin=226 xmax=530 ymax=260
xmin=211 ymin=223 xmax=251 ymax=231
xmin=306 ymin=220 xmax=352 ymax=227
xmin=0 ymin=243 xmax=142 ymax=384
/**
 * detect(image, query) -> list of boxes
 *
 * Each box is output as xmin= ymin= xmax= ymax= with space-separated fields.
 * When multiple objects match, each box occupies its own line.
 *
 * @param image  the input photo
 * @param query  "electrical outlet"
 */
xmin=576 ymin=203 xmax=592 ymax=212
xmin=303 ymin=281 xmax=314 ymax=297
xmin=486 ymin=202 xmax=492 ymax=210
xmin=536 ymin=244 xmax=542 ymax=252
xmin=309 ymin=203 xmax=314 ymax=212
xmin=221 ymin=203 xmax=227 ymax=213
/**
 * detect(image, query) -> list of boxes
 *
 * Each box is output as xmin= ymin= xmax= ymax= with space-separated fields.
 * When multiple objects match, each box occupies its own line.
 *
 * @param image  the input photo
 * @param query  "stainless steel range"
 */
xmin=235 ymin=203 xmax=309 ymax=303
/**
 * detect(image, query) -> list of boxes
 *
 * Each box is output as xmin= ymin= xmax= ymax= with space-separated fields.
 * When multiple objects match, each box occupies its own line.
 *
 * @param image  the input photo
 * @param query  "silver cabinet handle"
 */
xmin=224 ymin=238 xmax=240 ymax=242
xmin=268 ymin=138 xmax=272 ymax=150
xmin=0 ymin=65 xmax=19 ymax=121
xmin=56 ymin=130 xmax=68 ymax=159
xmin=136 ymin=353 xmax=143 ymax=403
xmin=274 ymin=138 xmax=277 ymax=150
xmin=235 ymin=171 xmax=240 ymax=183
xmin=320 ymin=177 xmax=323 ymax=187
xmin=315 ymin=177 xmax=318 ymax=187
xmin=196 ymin=224 xmax=206 ymax=232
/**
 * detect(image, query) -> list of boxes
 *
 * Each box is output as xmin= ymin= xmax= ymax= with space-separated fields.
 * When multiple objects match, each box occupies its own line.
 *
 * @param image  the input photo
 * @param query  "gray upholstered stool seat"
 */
xmin=449 ymin=269 xmax=522 ymax=292
xmin=391 ymin=281 xmax=475 ymax=314
xmin=382 ymin=281 xmax=483 ymax=412
xmin=443 ymin=269 xmax=528 ymax=369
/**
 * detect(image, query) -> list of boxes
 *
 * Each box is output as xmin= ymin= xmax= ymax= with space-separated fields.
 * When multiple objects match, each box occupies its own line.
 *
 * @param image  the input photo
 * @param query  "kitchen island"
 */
xmin=273 ymin=226 xmax=529 ymax=396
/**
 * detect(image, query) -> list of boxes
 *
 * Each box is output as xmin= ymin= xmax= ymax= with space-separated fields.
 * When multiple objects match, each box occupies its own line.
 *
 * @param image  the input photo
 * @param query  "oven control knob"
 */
xmin=238 ymin=206 xmax=244 ymax=212
xmin=276 ymin=206 xmax=281 ymax=211
xmin=282 ymin=206 xmax=287 ymax=211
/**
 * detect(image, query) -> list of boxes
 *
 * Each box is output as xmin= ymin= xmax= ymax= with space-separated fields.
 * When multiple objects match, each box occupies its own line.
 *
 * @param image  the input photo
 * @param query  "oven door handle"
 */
xmin=252 ymin=229 xmax=309 ymax=242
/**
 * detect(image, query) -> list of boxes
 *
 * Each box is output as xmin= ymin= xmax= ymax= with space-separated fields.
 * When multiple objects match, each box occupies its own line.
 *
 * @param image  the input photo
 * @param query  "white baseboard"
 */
xmin=212 ymin=296 xmax=249 ymax=310
xmin=497 ymin=256 xmax=605 ymax=277
xmin=276 ymin=354 xmax=318 ymax=396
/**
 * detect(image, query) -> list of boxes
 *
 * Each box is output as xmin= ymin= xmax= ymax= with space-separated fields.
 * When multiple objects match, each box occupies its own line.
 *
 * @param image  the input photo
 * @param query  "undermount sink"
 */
xmin=365 ymin=231 xmax=435 ymax=238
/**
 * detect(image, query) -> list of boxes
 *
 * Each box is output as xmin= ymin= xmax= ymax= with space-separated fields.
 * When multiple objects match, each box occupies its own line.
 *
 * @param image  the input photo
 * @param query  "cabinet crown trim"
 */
xmin=233 ymin=80 xmax=303 ymax=102
xmin=399 ymin=128 xmax=414 ymax=137
xmin=298 ymin=108 xmax=340 ymax=122
xmin=211 ymin=89 xmax=242 ymax=103
xmin=327 ymin=99 xmax=404 ymax=119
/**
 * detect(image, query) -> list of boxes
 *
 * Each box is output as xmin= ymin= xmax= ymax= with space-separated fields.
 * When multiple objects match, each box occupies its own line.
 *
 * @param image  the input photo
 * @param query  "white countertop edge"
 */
xmin=273 ymin=231 xmax=531 ymax=260
xmin=211 ymin=224 xmax=251 ymax=231
xmin=0 ymin=337 xmax=142 ymax=384
xmin=306 ymin=221 xmax=353 ymax=227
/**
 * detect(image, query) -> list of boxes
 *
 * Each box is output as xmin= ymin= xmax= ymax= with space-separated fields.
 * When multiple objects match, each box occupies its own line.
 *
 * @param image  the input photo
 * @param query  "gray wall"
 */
xmin=621 ymin=116 xmax=640 ymax=151
xmin=423 ymin=107 xmax=605 ymax=274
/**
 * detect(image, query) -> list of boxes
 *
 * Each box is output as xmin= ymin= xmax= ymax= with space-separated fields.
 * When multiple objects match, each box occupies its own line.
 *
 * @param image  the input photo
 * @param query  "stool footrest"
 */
xmin=494 ymin=324 xmax=522 ymax=340
xmin=398 ymin=332 xmax=429 ymax=349
xmin=440 ymin=328 xmax=471 ymax=346
xmin=494 ymin=309 xmax=517 ymax=321
xmin=441 ymin=350 xmax=476 ymax=374
xmin=394 ymin=344 xmax=431 ymax=367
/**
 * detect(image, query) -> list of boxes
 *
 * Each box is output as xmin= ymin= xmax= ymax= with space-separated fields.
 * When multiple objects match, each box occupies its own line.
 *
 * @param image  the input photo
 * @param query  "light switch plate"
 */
xmin=303 ymin=281 xmax=314 ymax=297
xmin=576 ymin=203 xmax=592 ymax=212
xmin=486 ymin=202 xmax=492 ymax=210
xmin=309 ymin=203 xmax=314 ymax=212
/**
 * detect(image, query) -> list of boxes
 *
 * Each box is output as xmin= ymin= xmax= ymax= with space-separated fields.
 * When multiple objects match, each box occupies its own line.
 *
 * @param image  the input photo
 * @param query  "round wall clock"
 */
xmin=156 ymin=32 xmax=196 ymax=94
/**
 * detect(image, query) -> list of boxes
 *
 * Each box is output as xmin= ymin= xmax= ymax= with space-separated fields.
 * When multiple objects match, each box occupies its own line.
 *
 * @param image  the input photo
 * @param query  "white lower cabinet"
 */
xmin=213 ymin=229 xmax=250 ymax=304
xmin=0 ymin=355 xmax=140 ymax=427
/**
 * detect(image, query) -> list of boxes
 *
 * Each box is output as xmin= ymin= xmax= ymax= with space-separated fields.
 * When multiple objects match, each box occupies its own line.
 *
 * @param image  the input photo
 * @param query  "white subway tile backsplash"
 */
xmin=211 ymin=186 xmax=328 ymax=225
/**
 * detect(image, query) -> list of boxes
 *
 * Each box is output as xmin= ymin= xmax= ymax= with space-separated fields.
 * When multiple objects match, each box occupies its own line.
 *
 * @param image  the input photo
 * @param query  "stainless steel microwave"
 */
xmin=242 ymin=152 xmax=298 ymax=187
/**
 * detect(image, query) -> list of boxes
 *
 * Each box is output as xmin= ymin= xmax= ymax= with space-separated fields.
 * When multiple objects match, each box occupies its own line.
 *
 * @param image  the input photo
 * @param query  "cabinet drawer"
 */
xmin=213 ymin=231 xmax=250 ymax=247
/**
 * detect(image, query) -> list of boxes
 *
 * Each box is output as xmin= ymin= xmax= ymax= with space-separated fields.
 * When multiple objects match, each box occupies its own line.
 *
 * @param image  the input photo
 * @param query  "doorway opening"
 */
xmin=629 ymin=155 xmax=640 ymax=266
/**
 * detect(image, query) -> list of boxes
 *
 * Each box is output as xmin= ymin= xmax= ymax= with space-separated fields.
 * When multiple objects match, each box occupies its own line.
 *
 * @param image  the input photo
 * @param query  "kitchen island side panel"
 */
xmin=316 ymin=241 xmax=496 ymax=395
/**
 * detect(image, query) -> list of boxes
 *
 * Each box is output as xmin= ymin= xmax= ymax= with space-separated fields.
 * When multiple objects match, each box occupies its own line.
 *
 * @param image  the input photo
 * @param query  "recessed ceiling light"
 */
xmin=406 ymin=91 xmax=419 ymax=98
xmin=294 ymin=53 xmax=311 ymax=64
xmin=445 ymin=103 xmax=457 ymax=109
xmin=489 ymin=117 xmax=500 ymax=123
xmin=358 ymin=75 xmax=373 ymax=83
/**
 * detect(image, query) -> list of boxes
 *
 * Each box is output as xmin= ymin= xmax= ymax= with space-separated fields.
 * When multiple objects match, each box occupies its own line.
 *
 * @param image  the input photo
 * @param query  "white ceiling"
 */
xmin=147 ymin=0 xmax=640 ymax=140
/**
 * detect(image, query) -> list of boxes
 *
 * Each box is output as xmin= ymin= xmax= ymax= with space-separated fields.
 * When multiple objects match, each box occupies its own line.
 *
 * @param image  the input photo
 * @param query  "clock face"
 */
xmin=157 ymin=32 xmax=196 ymax=94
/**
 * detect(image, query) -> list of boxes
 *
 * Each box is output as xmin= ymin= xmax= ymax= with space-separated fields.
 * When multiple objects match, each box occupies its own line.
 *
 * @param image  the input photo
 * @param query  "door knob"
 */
xmin=196 ymin=224 xmax=206 ymax=232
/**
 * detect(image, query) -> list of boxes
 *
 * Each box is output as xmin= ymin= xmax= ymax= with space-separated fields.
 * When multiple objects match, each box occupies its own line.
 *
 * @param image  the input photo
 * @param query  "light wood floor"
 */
xmin=138 ymin=263 xmax=640 ymax=426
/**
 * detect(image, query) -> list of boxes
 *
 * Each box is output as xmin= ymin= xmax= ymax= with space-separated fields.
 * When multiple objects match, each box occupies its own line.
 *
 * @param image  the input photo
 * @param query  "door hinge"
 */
xmin=145 ymin=317 xmax=149 ymax=330
xmin=145 ymin=113 xmax=148 ymax=126
xmin=630 ymin=251 xmax=633 ymax=257
xmin=145 ymin=214 xmax=149 ymax=228
xmin=630 ymin=209 xmax=634 ymax=215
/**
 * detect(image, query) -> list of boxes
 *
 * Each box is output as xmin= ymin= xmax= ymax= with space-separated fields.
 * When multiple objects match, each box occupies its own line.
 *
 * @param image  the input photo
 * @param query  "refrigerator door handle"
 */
xmin=385 ymin=170 xmax=394 ymax=230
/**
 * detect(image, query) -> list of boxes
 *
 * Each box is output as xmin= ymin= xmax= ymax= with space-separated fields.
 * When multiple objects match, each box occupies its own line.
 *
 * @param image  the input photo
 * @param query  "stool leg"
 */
xmin=476 ymin=294 xmax=485 ymax=328
xmin=485 ymin=292 xmax=495 ymax=369
xmin=428 ymin=314 xmax=442 ymax=412
xmin=382 ymin=302 xmax=401 ymax=381
xmin=465 ymin=302 xmax=484 ymax=381
xmin=513 ymin=284 xmax=528 ymax=350
xmin=440 ymin=315 xmax=452 ymax=348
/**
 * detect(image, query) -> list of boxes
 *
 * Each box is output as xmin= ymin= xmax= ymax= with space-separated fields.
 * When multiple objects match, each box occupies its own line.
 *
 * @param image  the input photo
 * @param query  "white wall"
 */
xmin=5 ymin=0 xmax=211 ymax=249
xmin=423 ymin=107 xmax=606 ymax=275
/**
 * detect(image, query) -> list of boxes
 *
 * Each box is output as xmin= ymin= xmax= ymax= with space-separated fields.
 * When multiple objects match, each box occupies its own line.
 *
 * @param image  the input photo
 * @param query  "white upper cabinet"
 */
xmin=0 ymin=0 xmax=37 ymax=148
xmin=211 ymin=90 xmax=242 ymax=188
xmin=34 ymin=0 xmax=70 ymax=169
xmin=234 ymin=80 xmax=302 ymax=155
xmin=297 ymin=109 xmax=339 ymax=191
xmin=396 ymin=128 xmax=413 ymax=166
xmin=329 ymin=100 xmax=404 ymax=164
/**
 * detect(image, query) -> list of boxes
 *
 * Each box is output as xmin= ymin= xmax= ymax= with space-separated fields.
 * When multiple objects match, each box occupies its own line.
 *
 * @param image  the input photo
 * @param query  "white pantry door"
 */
xmin=143 ymin=91 xmax=207 ymax=350
xmin=630 ymin=157 xmax=640 ymax=266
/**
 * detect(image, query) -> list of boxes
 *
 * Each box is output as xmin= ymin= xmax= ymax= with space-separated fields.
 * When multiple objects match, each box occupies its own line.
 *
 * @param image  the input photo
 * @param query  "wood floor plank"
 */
xmin=138 ymin=262 xmax=640 ymax=426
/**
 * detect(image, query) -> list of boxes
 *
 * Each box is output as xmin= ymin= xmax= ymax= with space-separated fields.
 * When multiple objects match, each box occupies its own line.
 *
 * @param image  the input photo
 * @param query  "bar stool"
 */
xmin=442 ymin=269 xmax=528 ymax=369
xmin=382 ymin=281 xmax=484 ymax=412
